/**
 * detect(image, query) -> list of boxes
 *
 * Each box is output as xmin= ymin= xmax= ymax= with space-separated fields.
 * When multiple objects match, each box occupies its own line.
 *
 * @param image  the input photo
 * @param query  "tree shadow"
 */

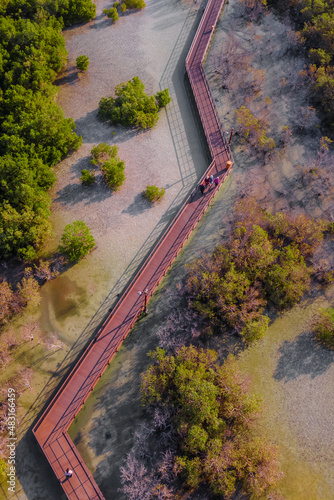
xmin=274 ymin=331 xmax=334 ymax=382
xmin=53 ymin=69 xmax=79 ymax=86
xmin=122 ymin=192 xmax=151 ymax=216
xmin=74 ymin=110 xmax=141 ymax=145
xmin=89 ymin=17 xmax=112 ymax=30
xmin=89 ymin=8 xmax=145 ymax=30
xmin=54 ymin=178 xmax=112 ymax=207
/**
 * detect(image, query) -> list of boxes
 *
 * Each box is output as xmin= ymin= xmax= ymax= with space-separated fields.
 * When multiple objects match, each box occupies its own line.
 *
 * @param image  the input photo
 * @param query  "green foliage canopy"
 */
xmin=142 ymin=185 xmax=165 ymax=202
xmin=60 ymin=220 xmax=95 ymax=261
xmin=186 ymin=201 xmax=324 ymax=343
xmin=76 ymin=55 xmax=89 ymax=71
xmin=98 ymin=77 xmax=170 ymax=129
xmin=0 ymin=1 xmax=91 ymax=259
xmin=90 ymin=143 xmax=126 ymax=190
xmin=141 ymin=346 xmax=281 ymax=497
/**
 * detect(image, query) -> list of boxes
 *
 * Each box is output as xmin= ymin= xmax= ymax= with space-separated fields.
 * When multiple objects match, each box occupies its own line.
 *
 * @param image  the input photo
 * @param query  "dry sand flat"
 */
xmin=4 ymin=1 xmax=211 ymax=499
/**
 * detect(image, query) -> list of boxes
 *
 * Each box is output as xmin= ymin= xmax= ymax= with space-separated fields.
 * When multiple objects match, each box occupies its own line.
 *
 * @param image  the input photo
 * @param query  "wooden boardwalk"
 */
xmin=33 ymin=0 xmax=231 ymax=498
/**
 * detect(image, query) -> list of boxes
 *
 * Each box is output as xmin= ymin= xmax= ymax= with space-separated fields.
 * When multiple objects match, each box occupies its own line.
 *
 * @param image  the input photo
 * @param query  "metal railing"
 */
xmin=32 ymin=1 xmax=233 ymax=498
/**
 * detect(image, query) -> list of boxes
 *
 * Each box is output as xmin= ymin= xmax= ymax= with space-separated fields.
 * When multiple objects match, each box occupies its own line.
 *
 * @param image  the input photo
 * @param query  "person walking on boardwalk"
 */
xmin=209 ymin=174 xmax=214 ymax=186
xmin=214 ymin=176 xmax=219 ymax=187
xmin=204 ymin=176 xmax=210 ymax=187
xmin=199 ymin=183 xmax=205 ymax=195
xmin=64 ymin=468 xmax=73 ymax=478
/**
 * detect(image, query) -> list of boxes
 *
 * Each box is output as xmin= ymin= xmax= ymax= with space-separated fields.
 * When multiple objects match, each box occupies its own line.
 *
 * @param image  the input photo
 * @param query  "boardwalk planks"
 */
xmin=33 ymin=0 xmax=232 ymax=498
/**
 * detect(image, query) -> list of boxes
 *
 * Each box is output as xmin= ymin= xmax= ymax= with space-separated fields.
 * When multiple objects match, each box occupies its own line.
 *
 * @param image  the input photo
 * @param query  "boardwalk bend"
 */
xmin=33 ymin=0 xmax=233 ymax=498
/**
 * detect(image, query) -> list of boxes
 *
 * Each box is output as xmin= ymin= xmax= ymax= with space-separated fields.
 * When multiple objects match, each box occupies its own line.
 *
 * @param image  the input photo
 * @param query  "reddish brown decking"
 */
xmin=33 ymin=0 xmax=231 ymax=498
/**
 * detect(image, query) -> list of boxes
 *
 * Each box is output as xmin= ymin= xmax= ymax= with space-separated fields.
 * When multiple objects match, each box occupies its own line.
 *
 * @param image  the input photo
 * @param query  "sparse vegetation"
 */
xmin=90 ymin=143 xmax=126 ymax=190
xmin=143 ymin=185 xmax=165 ymax=203
xmin=236 ymin=105 xmax=275 ymax=152
xmin=314 ymin=307 xmax=334 ymax=348
xmin=268 ymin=0 xmax=334 ymax=128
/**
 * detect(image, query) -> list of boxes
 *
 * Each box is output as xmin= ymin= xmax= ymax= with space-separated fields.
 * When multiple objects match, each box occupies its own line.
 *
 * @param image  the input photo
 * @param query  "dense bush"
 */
xmin=3 ymin=0 xmax=96 ymax=26
xmin=186 ymin=200 xmax=325 ymax=343
xmin=141 ymin=346 xmax=281 ymax=497
xmin=98 ymin=77 xmax=170 ymax=129
xmin=314 ymin=307 xmax=334 ymax=348
xmin=60 ymin=220 xmax=95 ymax=261
xmin=142 ymin=185 xmax=165 ymax=202
xmin=76 ymin=55 xmax=89 ymax=71
xmin=101 ymin=159 xmax=125 ymax=190
xmin=0 ymin=2 xmax=91 ymax=260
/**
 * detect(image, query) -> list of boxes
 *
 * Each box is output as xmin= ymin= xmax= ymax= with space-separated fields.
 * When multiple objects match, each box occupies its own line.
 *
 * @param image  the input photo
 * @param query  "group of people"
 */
xmin=199 ymin=174 xmax=219 ymax=195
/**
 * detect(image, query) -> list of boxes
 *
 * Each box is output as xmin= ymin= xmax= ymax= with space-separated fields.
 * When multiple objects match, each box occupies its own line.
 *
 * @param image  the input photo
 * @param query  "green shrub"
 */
xmin=76 ymin=55 xmax=89 ymax=71
xmin=60 ymin=220 xmax=95 ymax=261
xmin=113 ymin=1 xmax=120 ymax=7
xmin=314 ymin=307 xmax=334 ymax=348
xmin=141 ymin=346 xmax=281 ymax=498
xmin=80 ymin=169 xmax=95 ymax=185
xmin=90 ymin=143 xmax=118 ymax=166
xmin=121 ymin=2 xmax=127 ymax=12
xmin=123 ymin=0 xmax=146 ymax=9
xmin=99 ymin=77 xmax=167 ymax=129
xmin=186 ymin=201 xmax=324 ymax=343
xmin=89 ymin=143 xmax=125 ymax=190
xmin=103 ymin=7 xmax=119 ymax=21
xmin=155 ymin=88 xmax=171 ymax=108
xmin=142 ymin=185 xmax=165 ymax=202
xmin=101 ymin=159 xmax=125 ymax=190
